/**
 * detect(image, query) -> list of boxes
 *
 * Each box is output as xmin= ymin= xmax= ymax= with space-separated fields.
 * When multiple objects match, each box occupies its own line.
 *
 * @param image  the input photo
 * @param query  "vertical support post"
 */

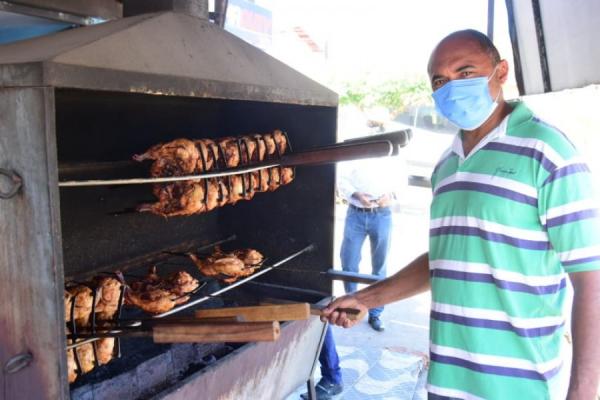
xmin=487 ymin=0 xmax=495 ymax=41
xmin=0 ymin=87 xmax=67 ymax=399
xmin=305 ymin=321 xmax=329 ymax=400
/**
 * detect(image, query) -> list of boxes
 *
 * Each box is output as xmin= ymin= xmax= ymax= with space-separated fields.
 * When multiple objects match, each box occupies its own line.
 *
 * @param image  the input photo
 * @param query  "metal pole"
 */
xmin=487 ymin=0 xmax=495 ymax=41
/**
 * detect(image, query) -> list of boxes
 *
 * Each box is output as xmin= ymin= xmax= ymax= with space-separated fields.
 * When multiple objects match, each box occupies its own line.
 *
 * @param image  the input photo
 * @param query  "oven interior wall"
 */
xmin=56 ymin=89 xmax=336 ymax=294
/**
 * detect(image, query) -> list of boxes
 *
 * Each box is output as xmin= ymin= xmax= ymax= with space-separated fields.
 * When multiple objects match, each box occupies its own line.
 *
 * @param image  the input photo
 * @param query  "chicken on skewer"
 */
xmin=189 ymin=247 xmax=264 ymax=284
xmin=138 ymin=181 xmax=205 ymax=217
xmin=66 ymin=347 xmax=78 ymax=384
xmin=134 ymin=138 xmax=200 ymax=177
xmin=65 ymin=285 xmax=96 ymax=327
xmin=195 ymin=139 xmax=220 ymax=171
xmin=93 ymin=276 xmax=122 ymax=321
xmin=65 ymin=275 xmax=125 ymax=382
xmin=135 ymin=130 xmax=292 ymax=217
xmin=138 ymin=166 xmax=293 ymax=217
xmin=92 ymin=276 xmax=124 ymax=367
xmin=125 ymin=267 xmax=200 ymax=314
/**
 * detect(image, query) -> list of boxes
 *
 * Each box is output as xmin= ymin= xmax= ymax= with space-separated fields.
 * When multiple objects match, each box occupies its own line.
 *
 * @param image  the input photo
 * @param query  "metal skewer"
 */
xmin=59 ymin=162 xmax=281 ymax=187
xmin=153 ymin=243 xmax=315 ymax=318
xmin=66 ymin=243 xmax=315 ymax=349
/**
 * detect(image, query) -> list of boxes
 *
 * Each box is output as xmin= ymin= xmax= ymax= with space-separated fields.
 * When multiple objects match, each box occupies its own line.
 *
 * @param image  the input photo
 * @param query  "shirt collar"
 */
xmin=450 ymin=109 xmax=511 ymax=160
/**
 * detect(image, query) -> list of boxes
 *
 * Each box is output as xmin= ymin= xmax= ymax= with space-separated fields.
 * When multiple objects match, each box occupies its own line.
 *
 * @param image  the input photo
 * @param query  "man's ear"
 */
xmin=497 ymin=59 xmax=510 ymax=84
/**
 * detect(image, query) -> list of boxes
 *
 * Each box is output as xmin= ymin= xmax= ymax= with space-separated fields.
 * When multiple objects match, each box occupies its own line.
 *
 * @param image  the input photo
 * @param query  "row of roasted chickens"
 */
xmin=65 ymin=247 xmax=263 ymax=383
xmin=134 ymin=130 xmax=294 ymax=217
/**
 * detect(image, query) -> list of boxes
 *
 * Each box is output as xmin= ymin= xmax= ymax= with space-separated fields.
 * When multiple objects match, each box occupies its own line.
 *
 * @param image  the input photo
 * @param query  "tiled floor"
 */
xmin=285 ymin=195 xmax=433 ymax=400
xmin=286 ymin=344 xmax=428 ymax=400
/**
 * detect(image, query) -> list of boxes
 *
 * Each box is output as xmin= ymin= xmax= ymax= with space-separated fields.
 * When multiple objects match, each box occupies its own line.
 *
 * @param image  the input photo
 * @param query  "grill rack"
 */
xmin=64 ymin=236 xmax=315 ymax=382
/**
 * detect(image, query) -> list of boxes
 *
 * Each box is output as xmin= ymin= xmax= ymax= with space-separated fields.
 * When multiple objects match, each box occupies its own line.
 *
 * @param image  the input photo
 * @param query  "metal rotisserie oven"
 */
xmin=0 ymin=3 xmax=340 ymax=399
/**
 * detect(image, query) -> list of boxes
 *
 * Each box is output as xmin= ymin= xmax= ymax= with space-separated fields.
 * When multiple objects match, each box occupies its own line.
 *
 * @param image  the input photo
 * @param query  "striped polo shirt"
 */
xmin=427 ymin=101 xmax=600 ymax=399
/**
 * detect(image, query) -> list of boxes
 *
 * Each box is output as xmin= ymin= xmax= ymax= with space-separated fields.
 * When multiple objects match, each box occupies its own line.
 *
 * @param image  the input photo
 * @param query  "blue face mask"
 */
xmin=432 ymin=68 xmax=499 ymax=131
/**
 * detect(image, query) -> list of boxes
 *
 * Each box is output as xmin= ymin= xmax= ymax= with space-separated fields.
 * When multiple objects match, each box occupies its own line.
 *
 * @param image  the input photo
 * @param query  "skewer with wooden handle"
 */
xmin=58 ymin=140 xmax=394 ymax=187
xmin=195 ymin=303 xmax=359 ymax=322
xmin=195 ymin=303 xmax=310 ymax=321
xmin=153 ymin=321 xmax=280 ymax=343
xmin=68 ymin=321 xmax=280 ymax=343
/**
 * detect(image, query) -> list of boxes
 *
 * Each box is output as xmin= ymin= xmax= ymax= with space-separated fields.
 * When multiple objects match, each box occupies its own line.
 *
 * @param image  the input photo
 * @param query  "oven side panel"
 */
xmin=0 ymin=87 xmax=67 ymax=400
xmin=156 ymin=317 xmax=327 ymax=400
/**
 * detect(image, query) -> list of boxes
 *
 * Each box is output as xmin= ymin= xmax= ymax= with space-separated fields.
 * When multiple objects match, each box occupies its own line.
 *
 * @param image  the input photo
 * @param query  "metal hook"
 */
xmin=0 ymin=168 xmax=22 ymax=199
xmin=3 ymin=352 xmax=33 ymax=375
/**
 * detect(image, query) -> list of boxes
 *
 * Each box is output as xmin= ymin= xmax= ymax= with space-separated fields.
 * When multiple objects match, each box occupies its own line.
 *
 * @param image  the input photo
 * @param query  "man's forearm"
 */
xmin=568 ymin=270 xmax=600 ymax=399
xmin=354 ymin=252 xmax=430 ymax=309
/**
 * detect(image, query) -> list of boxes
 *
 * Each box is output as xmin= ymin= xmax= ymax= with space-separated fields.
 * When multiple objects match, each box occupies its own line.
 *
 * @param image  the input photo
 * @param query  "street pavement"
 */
xmin=287 ymin=185 xmax=433 ymax=399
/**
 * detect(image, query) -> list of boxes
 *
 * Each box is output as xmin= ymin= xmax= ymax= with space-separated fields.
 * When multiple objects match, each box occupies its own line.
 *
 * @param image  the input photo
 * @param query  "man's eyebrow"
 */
xmin=431 ymin=64 xmax=477 ymax=82
xmin=455 ymin=64 xmax=476 ymax=72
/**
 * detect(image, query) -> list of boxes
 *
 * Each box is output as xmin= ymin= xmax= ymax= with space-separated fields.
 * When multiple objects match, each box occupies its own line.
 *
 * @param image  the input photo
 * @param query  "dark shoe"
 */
xmin=368 ymin=316 xmax=385 ymax=332
xmin=300 ymin=378 xmax=343 ymax=400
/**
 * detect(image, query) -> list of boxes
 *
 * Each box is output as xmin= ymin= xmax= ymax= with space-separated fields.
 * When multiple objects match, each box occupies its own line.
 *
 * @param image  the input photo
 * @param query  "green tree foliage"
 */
xmin=339 ymin=78 xmax=432 ymax=116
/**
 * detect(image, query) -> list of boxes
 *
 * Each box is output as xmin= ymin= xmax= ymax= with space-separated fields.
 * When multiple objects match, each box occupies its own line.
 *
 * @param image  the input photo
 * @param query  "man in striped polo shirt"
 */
xmin=322 ymin=30 xmax=600 ymax=399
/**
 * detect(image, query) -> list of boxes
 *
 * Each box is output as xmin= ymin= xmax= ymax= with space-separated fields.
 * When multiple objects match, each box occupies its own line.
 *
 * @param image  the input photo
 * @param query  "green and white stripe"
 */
xmin=427 ymin=101 xmax=600 ymax=399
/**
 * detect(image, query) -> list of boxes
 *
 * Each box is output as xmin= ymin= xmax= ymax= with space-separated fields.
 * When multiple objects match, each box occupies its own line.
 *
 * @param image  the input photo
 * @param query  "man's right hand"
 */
xmin=321 ymin=295 xmax=369 ymax=328
xmin=352 ymin=192 xmax=374 ymax=208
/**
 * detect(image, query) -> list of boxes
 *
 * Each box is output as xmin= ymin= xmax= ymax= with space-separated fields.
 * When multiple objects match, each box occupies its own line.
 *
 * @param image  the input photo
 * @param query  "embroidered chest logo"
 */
xmin=493 ymin=166 xmax=517 ymax=177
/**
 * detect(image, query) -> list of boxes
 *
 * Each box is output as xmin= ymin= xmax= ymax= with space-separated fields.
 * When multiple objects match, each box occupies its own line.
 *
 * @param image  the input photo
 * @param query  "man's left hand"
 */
xmin=376 ymin=193 xmax=393 ymax=208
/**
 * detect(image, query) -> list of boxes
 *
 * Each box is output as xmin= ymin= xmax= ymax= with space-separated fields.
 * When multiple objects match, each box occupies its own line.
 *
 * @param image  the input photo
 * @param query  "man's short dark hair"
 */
xmin=455 ymin=29 xmax=501 ymax=65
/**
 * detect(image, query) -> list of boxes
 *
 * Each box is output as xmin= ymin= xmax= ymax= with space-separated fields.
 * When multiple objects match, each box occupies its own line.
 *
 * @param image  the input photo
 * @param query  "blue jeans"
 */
xmin=319 ymin=325 xmax=342 ymax=384
xmin=340 ymin=206 xmax=392 ymax=318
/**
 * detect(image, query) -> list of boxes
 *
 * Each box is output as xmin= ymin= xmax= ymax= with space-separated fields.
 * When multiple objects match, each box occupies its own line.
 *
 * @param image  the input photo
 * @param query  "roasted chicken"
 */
xmin=125 ymin=267 xmax=200 ymax=314
xmin=135 ymin=130 xmax=295 ymax=217
xmin=67 ymin=347 xmax=78 ymax=383
xmin=65 ymin=285 xmax=96 ymax=327
xmin=133 ymin=138 xmax=199 ymax=177
xmin=65 ymin=275 xmax=123 ymax=383
xmin=94 ymin=276 xmax=122 ymax=321
xmin=189 ymin=247 xmax=264 ymax=283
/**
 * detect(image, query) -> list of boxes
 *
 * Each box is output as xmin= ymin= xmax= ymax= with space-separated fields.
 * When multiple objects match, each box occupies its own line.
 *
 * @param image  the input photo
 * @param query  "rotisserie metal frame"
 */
xmin=0 ymin=3 xmax=339 ymax=399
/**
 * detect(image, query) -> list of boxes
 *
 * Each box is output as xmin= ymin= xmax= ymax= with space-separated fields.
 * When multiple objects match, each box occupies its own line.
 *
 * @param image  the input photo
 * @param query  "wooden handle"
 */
xmin=195 ymin=303 xmax=310 ymax=322
xmin=258 ymin=299 xmax=362 ymax=322
xmin=280 ymin=141 xmax=393 ymax=167
xmin=152 ymin=321 xmax=280 ymax=343
xmin=310 ymin=306 xmax=360 ymax=321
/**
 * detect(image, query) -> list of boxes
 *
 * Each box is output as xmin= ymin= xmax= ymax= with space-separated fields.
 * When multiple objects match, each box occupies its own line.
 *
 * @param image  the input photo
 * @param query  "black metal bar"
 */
xmin=68 ymin=331 xmax=151 ymax=339
xmin=272 ymin=132 xmax=282 ymax=159
xmin=306 ymin=322 xmax=328 ymax=400
xmin=326 ymin=269 xmax=382 ymax=284
xmin=153 ymin=244 xmax=316 ymax=318
xmin=504 ymin=0 xmax=526 ymax=95
xmin=531 ymin=0 xmax=552 ymax=92
xmin=217 ymin=140 xmax=229 ymax=169
xmin=69 ymin=294 xmax=83 ymax=377
xmin=282 ymin=131 xmax=292 ymax=153
xmin=245 ymin=281 xmax=329 ymax=299
xmin=235 ymin=138 xmax=247 ymax=197
xmin=408 ymin=175 xmax=431 ymax=189
xmin=198 ymin=140 xmax=208 ymax=172
xmin=90 ymin=287 xmax=100 ymax=366
xmin=241 ymin=138 xmax=255 ymax=195
xmin=487 ymin=0 xmax=495 ymax=41
xmin=208 ymin=140 xmax=220 ymax=170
